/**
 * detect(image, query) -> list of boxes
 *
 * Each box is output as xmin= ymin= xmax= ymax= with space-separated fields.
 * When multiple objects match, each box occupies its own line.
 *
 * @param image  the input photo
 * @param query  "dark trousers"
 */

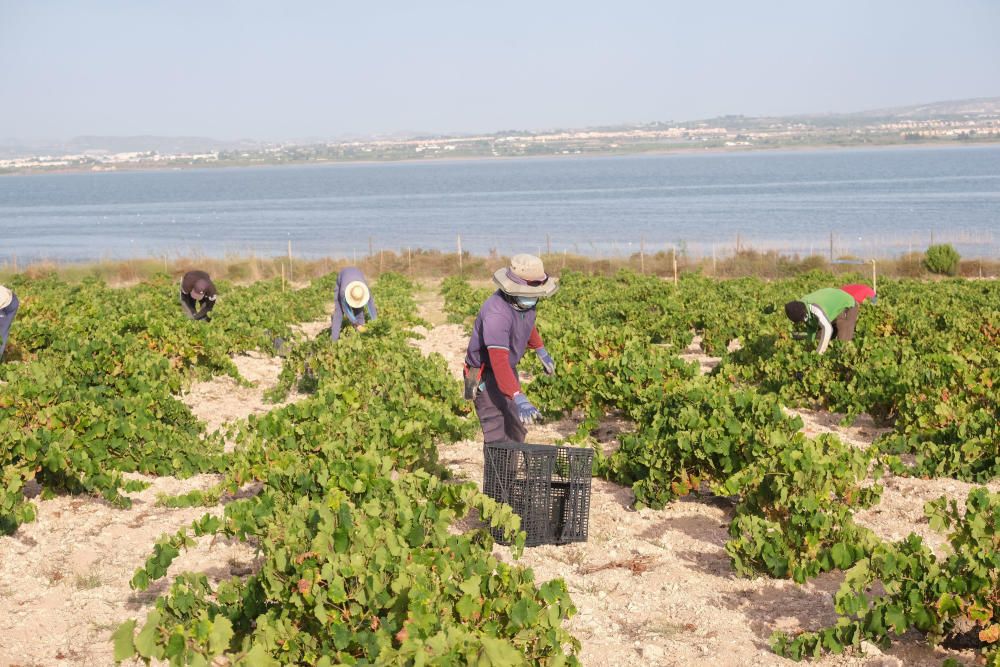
xmin=833 ymin=305 xmax=860 ymax=341
xmin=179 ymin=289 xmax=197 ymax=319
xmin=473 ymin=371 xmax=527 ymax=444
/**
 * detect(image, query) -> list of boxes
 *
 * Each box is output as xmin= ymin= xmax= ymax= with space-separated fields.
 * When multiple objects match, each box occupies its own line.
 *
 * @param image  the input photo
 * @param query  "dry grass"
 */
xmin=72 ymin=572 xmax=103 ymax=590
xmin=1 ymin=248 xmax=997 ymax=286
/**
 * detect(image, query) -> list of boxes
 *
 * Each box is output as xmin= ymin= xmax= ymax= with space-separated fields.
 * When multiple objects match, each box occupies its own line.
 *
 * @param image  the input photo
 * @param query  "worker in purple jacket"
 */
xmin=331 ymin=266 xmax=378 ymax=342
xmin=0 ymin=285 xmax=19 ymax=361
xmin=464 ymin=254 xmax=559 ymax=444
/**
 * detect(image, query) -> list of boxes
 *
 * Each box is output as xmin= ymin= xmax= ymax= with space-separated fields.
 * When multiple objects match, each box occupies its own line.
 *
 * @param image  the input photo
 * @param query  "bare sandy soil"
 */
xmin=678 ymin=333 xmax=725 ymax=374
xmin=786 ymin=410 xmax=1000 ymax=557
xmin=0 ymin=474 xmax=252 ymax=667
xmin=0 ymin=317 xmax=330 ymax=667
xmin=183 ymin=352 xmax=299 ymax=439
xmin=184 ymin=315 xmax=331 ymax=438
xmin=0 ymin=295 xmax=987 ymax=667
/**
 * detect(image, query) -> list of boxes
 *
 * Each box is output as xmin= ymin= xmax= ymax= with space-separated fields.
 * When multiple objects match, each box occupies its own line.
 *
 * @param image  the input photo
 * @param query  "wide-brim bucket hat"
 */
xmin=345 ymin=281 xmax=371 ymax=308
xmin=0 ymin=286 xmax=12 ymax=310
xmin=492 ymin=254 xmax=559 ymax=298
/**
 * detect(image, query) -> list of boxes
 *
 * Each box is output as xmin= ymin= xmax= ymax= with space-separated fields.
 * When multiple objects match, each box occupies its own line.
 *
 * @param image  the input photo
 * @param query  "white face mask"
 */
xmin=514 ymin=297 xmax=538 ymax=310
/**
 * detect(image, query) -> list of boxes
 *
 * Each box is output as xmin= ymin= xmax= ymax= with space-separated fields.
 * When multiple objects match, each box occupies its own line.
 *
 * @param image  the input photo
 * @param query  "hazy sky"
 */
xmin=2 ymin=0 xmax=999 ymax=142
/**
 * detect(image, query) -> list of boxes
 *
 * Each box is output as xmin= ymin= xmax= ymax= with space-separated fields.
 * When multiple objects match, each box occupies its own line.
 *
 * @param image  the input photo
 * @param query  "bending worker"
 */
xmin=331 ymin=266 xmax=377 ymax=341
xmin=0 ymin=285 xmax=19 ymax=361
xmin=180 ymin=270 xmax=217 ymax=321
xmin=784 ymin=286 xmax=865 ymax=354
xmin=464 ymin=254 xmax=558 ymax=443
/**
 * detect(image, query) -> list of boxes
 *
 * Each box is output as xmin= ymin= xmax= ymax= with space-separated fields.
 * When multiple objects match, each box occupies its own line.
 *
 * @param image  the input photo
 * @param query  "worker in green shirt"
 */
xmin=784 ymin=287 xmax=861 ymax=354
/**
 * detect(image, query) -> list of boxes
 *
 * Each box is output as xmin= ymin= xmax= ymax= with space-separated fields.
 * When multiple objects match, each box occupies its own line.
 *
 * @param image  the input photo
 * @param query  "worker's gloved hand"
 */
xmin=535 ymin=347 xmax=556 ymax=375
xmin=355 ymin=324 xmax=367 ymax=333
xmin=513 ymin=393 xmax=541 ymax=425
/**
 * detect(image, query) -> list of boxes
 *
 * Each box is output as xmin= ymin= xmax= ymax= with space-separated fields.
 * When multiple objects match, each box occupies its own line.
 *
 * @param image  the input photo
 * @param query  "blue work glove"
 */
xmin=513 ymin=393 xmax=541 ymax=425
xmin=535 ymin=347 xmax=556 ymax=375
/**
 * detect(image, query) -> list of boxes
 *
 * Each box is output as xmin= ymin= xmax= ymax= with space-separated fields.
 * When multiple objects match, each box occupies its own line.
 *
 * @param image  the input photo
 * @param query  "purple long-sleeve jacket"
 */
xmin=0 ymin=293 xmax=19 ymax=360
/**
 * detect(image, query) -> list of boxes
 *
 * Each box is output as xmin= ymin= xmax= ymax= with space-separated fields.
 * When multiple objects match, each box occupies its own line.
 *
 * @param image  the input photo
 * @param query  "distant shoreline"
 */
xmin=3 ymin=137 xmax=1000 ymax=178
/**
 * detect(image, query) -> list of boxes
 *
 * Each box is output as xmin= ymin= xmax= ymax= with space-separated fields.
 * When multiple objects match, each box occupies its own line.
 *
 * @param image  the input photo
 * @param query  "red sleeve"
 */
xmin=487 ymin=348 xmax=521 ymax=398
xmin=527 ymin=326 xmax=544 ymax=350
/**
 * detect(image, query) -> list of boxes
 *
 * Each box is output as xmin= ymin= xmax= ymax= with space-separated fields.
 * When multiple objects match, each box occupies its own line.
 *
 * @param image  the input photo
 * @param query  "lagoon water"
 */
xmin=1 ymin=144 xmax=998 ymax=262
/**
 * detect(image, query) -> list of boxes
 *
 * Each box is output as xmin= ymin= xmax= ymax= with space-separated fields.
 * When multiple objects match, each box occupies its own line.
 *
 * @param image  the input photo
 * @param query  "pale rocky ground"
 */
xmin=0 ymin=289 xmax=987 ymax=666
xmin=0 ymin=315 xmax=330 ymax=667
xmin=0 ymin=473 xmax=250 ymax=667
xmin=182 ymin=316 xmax=330 ymax=439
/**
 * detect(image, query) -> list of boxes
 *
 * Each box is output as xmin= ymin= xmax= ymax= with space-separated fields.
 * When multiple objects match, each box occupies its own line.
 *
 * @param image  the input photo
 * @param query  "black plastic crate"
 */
xmin=482 ymin=442 xmax=593 ymax=547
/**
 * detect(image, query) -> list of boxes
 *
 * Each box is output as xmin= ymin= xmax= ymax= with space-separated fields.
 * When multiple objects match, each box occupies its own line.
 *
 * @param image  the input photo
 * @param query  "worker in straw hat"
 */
xmin=179 ymin=270 xmax=218 ymax=321
xmin=331 ymin=266 xmax=377 ymax=342
xmin=0 ymin=284 xmax=19 ymax=361
xmin=464 ymin=254 xmax=559 ymax=443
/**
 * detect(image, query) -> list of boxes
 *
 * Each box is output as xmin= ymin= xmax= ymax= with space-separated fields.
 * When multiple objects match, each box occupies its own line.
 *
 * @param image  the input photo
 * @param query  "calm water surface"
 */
xmin=0 ymin=145 xmax=997 ymax=262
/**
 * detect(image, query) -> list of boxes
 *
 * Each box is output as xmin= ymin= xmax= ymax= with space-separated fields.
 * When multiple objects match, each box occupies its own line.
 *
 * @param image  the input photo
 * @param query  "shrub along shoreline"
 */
xmin=2 ymin=245 xmax=997 ymax=287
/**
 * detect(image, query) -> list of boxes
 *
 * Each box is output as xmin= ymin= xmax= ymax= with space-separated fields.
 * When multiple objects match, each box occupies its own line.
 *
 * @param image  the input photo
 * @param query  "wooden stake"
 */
xmin=711 ymin=244 xmax=717 ymax=275
xmin=829 ymin=232 xmax=834 ymax=263
xmin=871 ymin=259 xmax=877 ymax=294
xmin=287 ymin=240 xmax=293 ymax=284
xmin=735 ymin=234 xmax=741 ymax=253
xmin=640 ymin=238 xmax=645 ymax=274
xmin=563 ymin=248 xmax=567 ymax=269
xmin=407 ymin=247 xmax=412 ymax=274
xmin=379 ymin=249 xmax=384 ymax=274
xmin=457 ymin=235 xmax=463 ymax=273
xmin=672 ymin=248 xmax=678 ymax=286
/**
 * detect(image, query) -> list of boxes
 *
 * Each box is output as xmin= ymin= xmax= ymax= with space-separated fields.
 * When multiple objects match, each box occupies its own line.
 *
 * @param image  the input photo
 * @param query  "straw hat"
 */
xmin=0 ymin=286 xmax=11 ymax=310
xmin=492 ymin=254 xmax=559 ymax=298
xmin=344 ymin=281 xmax=370 ymax=309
